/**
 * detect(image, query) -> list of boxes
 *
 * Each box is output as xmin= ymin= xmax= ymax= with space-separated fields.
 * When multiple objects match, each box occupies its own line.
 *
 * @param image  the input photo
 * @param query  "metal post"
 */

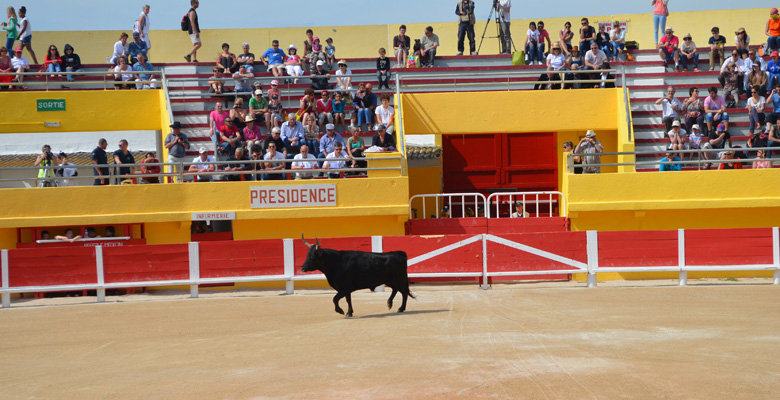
xmin=586 ymin=231 xmax=598 ymax=288
xmin=372 ymin=236 xmax=385 ymax=292
xmin=188 ymin=242 xmax=200 ymax=298
xmin=678 ymin=229 xmax=687 ymax=286
xmin=480 ymin=234 xmax=491 ymax=290
xmin=283 ymin=239 xmax=295 ymax=294
xmin=774 ymin=227 xmax=780 ymax=285
xmin=1 ymin=249 xmax=9 ymax=308
xmin=95 ymin=246 xmax=105 ymax=302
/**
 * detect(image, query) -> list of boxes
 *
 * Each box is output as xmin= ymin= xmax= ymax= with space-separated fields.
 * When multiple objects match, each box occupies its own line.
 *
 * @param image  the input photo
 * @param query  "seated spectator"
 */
xmin=267 ymin=80 xmax=281 ymax=99
xmin=372 ymin=129 xmax=397 ymax=151
xmin=40 ymin=230 xmax=51 ymax=240
xmin=748 ymin=63 xmax=767 ymax=96
xmin=707 ymin=123 xmax=732 ymax=166
xmin=309 ymin=37 xmax=325 ymax=67
xmin=679 ymin=34 xmax=699 ymax=72
xmin=324 ymin=37 xmax=336 ymax=70
xmin=657 ymin=27 xmax=680 ymax=72
xmin=525 ymin=21 xmax=542 ymax=65
xmin=559 ymin=21 xmax=574 ymax=53
xmin=753 ymin=149 xmax=772 ymax=169
xmin=609 ymin=21 xmax=626 ymax=62
xmin=233 ymin=65 xmax=253 ymax=94
xmin=267 ymin=94 xmax=283 ymax=131
xmin=263 ymin=127 xmax=287 ymax=158
xmin=310 ymin=60 xmax=331 ymax=90
xmin=132 ymin=54 xmax=157 ymax=90
xmin=248 ymin=144 xmax=265 ymax=179
xmin=747 ymin=85 xmax=767 ymax=135
xmin=44 ymin=44 xmax=62 ymax=74
xmin=718 ymin=150 xmax=742 ymax=170
xmin=112 ymin=56 xmax=133 ymax=90
xmin=316 ymin=90 xmax=333 ymax=129
xmin=229 ymin=97 xmax=248 ymax=131
xmin=84 ymin=227 xmax=100 ymax=239
xmin=284 ymin=44 xmax=304 ymax=84
xmin=682 ymin=87 xmax=705 ymax=134
xmin=377 ymin=48 xmax=391 ymax=89
xmin=704 ymin=87 xmax=728 ymax=133
xmin=346 ymin=126 xmax=366 ymax=171
xmin=768 ymin=8 xmax=780 ymax=53
xmin=578 ymin=18 xmax=596 ymax=59
xmin=262 ymin=40 xmax=285 ymax=78
xmin=188 ymin=147 xmax=216 ymax=182
xmin=769 ymin=122 xmax=780 ymax=157
xmin=375 ymin=94 xmax=395 ymax=134
xmin=243 ymin=115 xmax=262 ymax=151
xmin=236 ymin=42 xmax=255 ymax=73
xmin=688 ymin=124 xmax=706 ymax=155
xmin=595 ymin=24 xmax=611 ymax=60
xmin=537 ymin=21 xmax=552 ymax=58
xmin=104 ymin=226 xmax=115 ymax=237
xmin=0 ymin=46 xmax=12 ymax=89
xmin=298 ymin=87 xmax=315 ymax=124
xmin=659 ymin=151 xmax=682 ymax=171
xmin=302 ymin=113 xmax=320 ymax=151
xmin=335 ymin=60 xmax=353 ymax=92
xmin=61 ymin=44 xmax=84 ymax=85
xmin=217 ymin=43 xmax=238 ymax=73
xmin=767 ymin=52 xmax=780 ymax=93
xmin=597 ymin=62 xmax=615 ymax=88
xmin=291 ymin=145 xmax=318 ymax=179
xmin=511 ymin=202 xmax=530 ymax=218
xmin=720 ymin=63 xmax=744 ymax=108
xmin=356 ymin=83 xmax=377 ymax=130
xmin=583 ymin=41 xmax=607 ymax=80
xmin=734 ymin=27 xmax=750 ymax=58
xmin=318 ymin=124 xmax=346 ymax=164
xmin=573 ymin=130 xmax=603 ymax=174
xmin=128 ymin=32 xmax=148 ymax=64
xmin=55 ymin=228 xmax=81 ymax=242
xmin=708 ymin=27 xmax=726 ymax=71
xmin=323 ymin=142 xmax=349 ymax=178
xmin=208 ymin=67 xmax=226 ymax=95
xmin=248 ymin=89 xmax=268 ymax=126
xmin=263 ymin=141 xmax=286 ymax=180
xmin=333 ymin=92 xmax=347 ymax=131
xmin=224 ymin=147 xmax=251 ymax=181
xmin=667 ymin=120 xmax=688 ymax=153
xmin=281 ymin=112 xmax=305 ymax=157
xmin=394 ymin=25 xmax=410 ymax=68
xmin=110 ymin=32 xmax=129 ymax=65
xmin=420 ymin=26 xmax=439 ymax=67
xmin=10 ymin=46 xmax=29 ymax=88
xmin=719 ymin=49 xmax=747 ymax=77
xmin=218 ymin=117 xmax=242 ymax=155
xmin=546 ymin=42 xmax=566 ymax=72
xmin=138 ymin=152 xmax=160 ymax=184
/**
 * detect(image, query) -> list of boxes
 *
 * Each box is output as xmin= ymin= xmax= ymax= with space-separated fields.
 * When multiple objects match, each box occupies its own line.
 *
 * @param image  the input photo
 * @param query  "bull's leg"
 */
xmin=398 ymin=290 xmax=409 ymax=313
xmin=387 ymin=289 xmax=398 ymax=310
xmin=344 ymin=292 xmax=354 ymax=318
xmin=333 ymin=292 xmax=345 ymax=315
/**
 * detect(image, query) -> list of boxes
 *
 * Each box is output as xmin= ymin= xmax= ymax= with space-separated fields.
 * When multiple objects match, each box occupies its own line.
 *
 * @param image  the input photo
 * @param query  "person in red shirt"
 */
xmin=44 ymin=44 xmax=62 ymax=74
xmin=218 ymin=117 xmax=242 ymax=155
xmin=140 ymin=152 xmax=161 ymax=183
xmin=657 ymin=26 xmax=680 ymax=71
xmin=316 ymin=90 xmax=333 ymax=130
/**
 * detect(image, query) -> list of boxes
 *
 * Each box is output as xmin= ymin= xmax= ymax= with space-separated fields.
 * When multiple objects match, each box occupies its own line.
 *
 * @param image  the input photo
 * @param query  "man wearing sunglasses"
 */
xmin=10 ymin=47 xmax=29 ymax=88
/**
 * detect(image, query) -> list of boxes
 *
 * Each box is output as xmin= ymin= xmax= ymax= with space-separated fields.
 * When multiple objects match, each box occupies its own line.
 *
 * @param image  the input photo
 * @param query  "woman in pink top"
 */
xmin=753 ymin=149 xmax=772 ymax=169
xmin=651 ymin=0 xmax=669 ymax=45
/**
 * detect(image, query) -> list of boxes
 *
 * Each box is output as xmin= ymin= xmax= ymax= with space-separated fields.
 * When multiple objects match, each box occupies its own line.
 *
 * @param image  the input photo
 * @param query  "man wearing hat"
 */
xmin=164 ymin=121 xmax=190 ymax=181
xmin=188 ymin=147 xmax=216 ymax=182
xmin=248 ymin=89 xmax=268 ymax=126
xmin=679 ymin=33 xmax=699 ymax=72
xmin=281 ymin=113 xmax=305 ymax=158
xmin=734 ymin=27 xmax=750 ymax=58
xmin=657 ymin=26 xmax=680 ymax=72
xmin=310 ymin=60 xmax=331 ymax=90
xmin=318 ymin=124 xmax=346 ymax=166
xmin=511 ymin=202 xmax=529 ymax=218
xmin=574 ymin=130 xmax=604 ymax=174
xmin=128 ymin=31 xmax=148 ymax=64
xmin=335 ymin=60 xmax=353 ymax=92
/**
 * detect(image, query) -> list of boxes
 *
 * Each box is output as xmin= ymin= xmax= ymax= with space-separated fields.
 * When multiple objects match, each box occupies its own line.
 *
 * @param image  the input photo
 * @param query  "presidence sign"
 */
xmin=250 ymin=185 xmax=336 ymax=208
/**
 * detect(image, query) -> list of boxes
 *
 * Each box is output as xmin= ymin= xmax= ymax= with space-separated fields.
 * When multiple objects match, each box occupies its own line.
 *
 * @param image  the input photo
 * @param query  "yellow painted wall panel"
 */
xmin=233 ymin=215 xmax=405 ymax=241
xmin=144 ymin=221 xmax=191 ymax=245
xmin=0 ymin=228 xmax=17 ymax=249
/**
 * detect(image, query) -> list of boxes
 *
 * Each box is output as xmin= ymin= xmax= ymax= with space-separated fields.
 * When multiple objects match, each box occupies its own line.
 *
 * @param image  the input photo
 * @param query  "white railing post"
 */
xmin=774 ymin=227 xmax=780 ymax=285
xmin=283 ymin=239 xmax=295 ymax=295
xmin=586 ymin=231 xmax=598 ymax=288
xmin=679 ymin=229 xmax=687 ymax=286
xmin=480 ymin=234 xmax=491 ymax=290
xmin=372 ymin=236 xmax=385 ymax=292
xmin=95 ymin=246 xmax=105 ymax=302
xmin=188 ymin=242 xmax=200 ymax=298
xmin=1 ymin=249 xmax=9 ymax=309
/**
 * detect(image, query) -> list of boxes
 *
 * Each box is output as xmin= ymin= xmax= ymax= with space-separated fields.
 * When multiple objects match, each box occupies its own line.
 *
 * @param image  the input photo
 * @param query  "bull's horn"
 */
xmin=314 ymin=235 xmax=321 ymax=249
xmin=301 ymin=234 xmax=313 ymax=248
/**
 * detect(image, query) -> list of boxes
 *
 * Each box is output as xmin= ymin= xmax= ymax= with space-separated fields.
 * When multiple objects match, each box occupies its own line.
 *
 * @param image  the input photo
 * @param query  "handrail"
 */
xmin=486 ymin=191 xmax=566 ymax=218
xmin=408 ymin=193 xmax=487 ymax=219
xmin=566 ymin=146 xmax=777 ymax=172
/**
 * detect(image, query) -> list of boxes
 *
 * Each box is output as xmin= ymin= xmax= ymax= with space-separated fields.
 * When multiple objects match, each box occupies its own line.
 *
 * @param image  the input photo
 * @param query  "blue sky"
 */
xmin=18 ymin=2 xmax=775 ymax=31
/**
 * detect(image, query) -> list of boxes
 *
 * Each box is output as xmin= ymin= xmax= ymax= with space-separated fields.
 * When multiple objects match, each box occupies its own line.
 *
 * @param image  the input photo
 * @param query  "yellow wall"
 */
xmin=145 ymin=221 xmax=191 ymax=245
xmin=233 ymin=215 xmax=405 ymax=241
xmin=408 ymin=165 xmax=443 ymax=218
xmin=31 ymin=8 xmax=765 ymax=64
xmin=0 ymin=228 xmax=16 ymax=249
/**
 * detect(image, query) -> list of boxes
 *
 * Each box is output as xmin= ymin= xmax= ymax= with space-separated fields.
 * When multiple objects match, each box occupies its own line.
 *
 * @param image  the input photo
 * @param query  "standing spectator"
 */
xmin=110 ymin=32 xmax=129 ymax=65
xmin=324 ymin=38 xmax=336 ymax=70
xmin=137 ymin=5 xmax=151 ymax=54
xmin=323 ymin=142 xmax=349 ymax=178
xmin=420 ymin=26 xmax=440 ymax=67
xmin=393 ymin=25 xmax=410 ymax=68
xmin=767 ymin=52 xmax=780 ymax=93
xmin=574 ymin=130 xmax=603 ymax=174
xmin=651 ymin=0 xmax=669 ymax=45
xmin=659 ymin=151 xmax=681 ymax=172
xmin=112 ymin=56 xmax=133 ymax=90
xmin=2 ymin=7 xmax=18 ymax=52
xmin=346 ymin=126 xmax=365 ymax=170
xmin=704 ymin=87 xmax=729 ymax=133
xmin=139 ymin=152 xmax=160 ymax=184
xmin=281 ymin=112 xmax=305 ymax=157
xmin=262 ymin=141 xmax=286 ymax=180
xmin=681 ymin=87 xmax=705 ymax=134
xmin=284 ymin=44 xmax=304 ymax=84
xmin=61 ymin=44 xmax=83 ymax=86
xmin=558 ymin=21 xmax=574 ymax=52
xmin=525 ymin=21 xmax=542 ymax=65
xmin=656 ymin=86 xmax=681 ymax=133
xmin=217 ymin=43 xmax=238 ymax=73
xmin=372 ymin=129 xmax=397 ymax=151
xmin=377 ymin=48 xmax=391 ymax=89
xmin=128 ymin=32 xmax=148 ymax=64
xmin=333 ymin=92 xmax=346 ymax=131
xmin=262 ymin=40 xmax=286 ymax=78
xmin=0 ymin=46 xmax=11 ymax=89
xmin=188 ymin=148 xmax=215 ymax=182
xmin=302 ymin=29 xmax=315 ymax=71
xmin=113 ymin=139 xmax=136 ymax=181
xmin=335 ymin=59 xmax=352 ymax=93
xmin=734 ymin=28 xmax=750 ymax=58
xmin=44 ymin=44 xmax=62 ymax=74
xmin=657 ymin=27 xmax=680 ymax=72
xmin=309 ymin=60 xmax=330 ymax=90
xmin=233 ymin=65 xmax=253 ymax=94
xmin=243 ymin=116 xmax=262 ymax=151
xmin=455 ymin=0 xmax=476 ymax=56
xmin=219 ymin=117 xmax=242 ymax=156
xmin=357 ymin=83 xmax=377 ymax=131
xmin=708 ymin=27 xmax=726 ymax=71
xmin=164 ymin=121 xmax=190 ymax=179
xmin=184 ymin=0 xmax=200 ymax=63
xmin=766 ymin=8 xmax=780 ymax=53
xmin=291 ymin=145 xmax=318 ymax=179
xmin=236 ymin=42 xmax=255 ymax=73
xmin=497 ymin=0 xmax=512 ymax=55
xmin=16 ymin=6 xmax=35 ymax=64
xmin=55 ymin=152 xmax=78 ymax=187
xmin=316 ymin=90 xmax=333 ymax=129
xmin=679 ymin=33 xmax=699 ymax=72
xmin=10 ymin=46 xmax=29 ymax=88
xmin=720 ymin=62 xmax=744 ymax=108
xmin=303 ymin=114 xmax=320 ymax=155
xmin=609 ymin=21 xmax=626 ymax=62
xmin=34 ymin=144 xmax=58 ymax=187
xmin=748 ymin=64 xmax=767 ymax=96
xmin=133 ymin=53 xmax=157 ymax=89
xmin=375 ymin=94 xmax=394 ymax=134
xmin=91 ymin=138 xmax=109 ymax=185
xmin=578 ymin=18 xmax=596 ymax=59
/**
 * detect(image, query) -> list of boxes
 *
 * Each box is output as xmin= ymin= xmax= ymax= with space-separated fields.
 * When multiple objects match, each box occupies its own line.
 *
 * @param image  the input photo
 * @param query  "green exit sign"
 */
xmin=37 ymin=99 xmax=66 ymax=112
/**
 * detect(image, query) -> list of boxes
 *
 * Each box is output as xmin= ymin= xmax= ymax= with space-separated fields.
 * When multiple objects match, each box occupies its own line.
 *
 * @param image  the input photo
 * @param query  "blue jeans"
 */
xmin=5 ymin=37 xmax=15 ymax=52
xmin=65 ymin=67 xmax=85 ymax=82
xmin=610 ymin=41 xmax=624 ymax=59
xmin=357 ymin=107 xmax=373 ymax=128
xmin=599 ymin=44 xmax=611 ymax=59
xmin=377 ymin=71 xmax=390 ymax=88
xmin=525 ymin=42 xmax=542 ymax=63
xmin=768 ymin=74 xmax=780 ymax=93
xmin=769 ymin=36 xmax=780 ymax=52
xmin=680 ymin=53 xmax=699 ymax=70
xmin=705 ymin=112 xmax=729 ymax=123
xmin=653 ymin=14 xmax=667 ymax=45
xmin=46 ymin=63 xmax=62 ymax=73
xmin=303 ymin=139 xmax=319 ymax=155
xmin=457 ymin=21 xmax=476 ymax=53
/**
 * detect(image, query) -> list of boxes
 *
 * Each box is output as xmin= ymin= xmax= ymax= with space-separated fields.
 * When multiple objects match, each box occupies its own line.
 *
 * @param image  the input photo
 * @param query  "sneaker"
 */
xmin=675 ymin=66 xmax=681 ymax=72
xmin=184 ymin=55 xmax=191 ymax=63
xmin=683 ymin=68 xmax=688 ymax=72
xmin=457 ymin=51 xmax=463 ymax=56
xmin=694 ymin=68 xmax=700 ymax=72
xmin=470 ymin=51 xmax=475 ymax=55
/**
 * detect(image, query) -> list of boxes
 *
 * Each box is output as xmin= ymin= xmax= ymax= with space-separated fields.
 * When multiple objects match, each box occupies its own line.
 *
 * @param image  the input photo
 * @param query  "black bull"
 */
xmin=301 ymin=236 xmax=415 ymax=317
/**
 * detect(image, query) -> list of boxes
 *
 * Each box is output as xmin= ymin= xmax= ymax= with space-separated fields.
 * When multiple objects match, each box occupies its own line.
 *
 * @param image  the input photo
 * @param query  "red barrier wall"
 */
xmin=8 ymin=247 xmax=97 ymax=286
xmin=384 ymin=234 xmax=483 ymax=274
xmin=103 ymin=244 xmax=190 ymax=283
xmin=200 ymin=240 xmax=285 ymax=278
xmin=685 ymin=228 xmax=774 ymax=266
xmin=599 ymin=230 xmax=678 ymax=268
xmin=487 ymin=217 xmax=568 ymax=235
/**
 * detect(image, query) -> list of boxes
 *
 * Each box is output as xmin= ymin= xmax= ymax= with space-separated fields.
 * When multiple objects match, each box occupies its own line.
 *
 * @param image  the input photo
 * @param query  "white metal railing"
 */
xmin=408 ymin=192 xmax=487 ymax=219
xmin=397 ymin=68 xmax=619 ymax=92
xmin=0 ymin=70 xmax=163 ymax=90
xmin=486 ymin=191 xmax=566 ymax=218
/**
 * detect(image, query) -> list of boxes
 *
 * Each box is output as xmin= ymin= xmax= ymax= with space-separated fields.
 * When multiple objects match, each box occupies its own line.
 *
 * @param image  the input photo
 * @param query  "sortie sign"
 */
xmin=250 ymin=184 xmax=336 ymax=208
xmin=37 ymin=99 xmax=66 ymax=112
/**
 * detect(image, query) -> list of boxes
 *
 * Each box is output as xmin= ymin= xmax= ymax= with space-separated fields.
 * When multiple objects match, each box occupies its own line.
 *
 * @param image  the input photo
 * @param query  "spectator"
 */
xmin=679 ymin=33 xmax=699 ymax=72
xmin=754 ymin=148 xmax=772 ymax=169
xmin=656 ymin=86 xmax=682 ymax=133
xmin=248 ymin=89 xmax=268 ymax=127
xmin=767 ymin=84 xmax=780 ymax=131
xmin=284 ymin=44 xmax=304 ymax=84
xmin=372 ymin=128 xmax=397 ymax=152
xmin=681 ymin=87 xmax=705 ymax=134
xmin=456 ymin=0 xmax=476 ymax=56
xmin=223 ymin=147 xmax=250 ymax=181
xmin=573 ymin=130 xmax=603 ymax=174
xmin=207 ymin=67 xmax=225 ymax=95
xmin=229 ymin=97 xmax=248 ymax=131
xmin=298 ymin=87 xmax=315 ymax=125
xmin=217 ymin=43 xmax=238 ymax=73
xmin=667 ymin=119 xmax=687 ymax=153
xmin=263 ymin=127 xmax=287 ymax=158
xmin=104 ymin=226 xmax=115 ymax=237
xmin=55 ymin=228 xmax=81 ymax=242
xmin=767 ymin=8 xmax=780 ymax=53
xmin=318 ymin=124 xmax=346 ymax=163
xmin=324 ymin=37 xmax=336 ymax=70
xmin=164 ymin=121 xmax=190 ymax=179
xmin=34 ymin=144 xmax=58 ymax=187
xmin=720 ymin=63 xmax=744 ymax=108
xmin=583 ymin=41 xmax=607 ymax=80
xmin=303 ymin=113 xmax=320 ymax=155
xmin=233 ymin=65 xmax=253 ymax=94
xmin=140 ymin=152 xmax=160 ymax=184
xmin=291 ymin=145 xmax=318 ymax=179
xmin=420 ymin=26 xmax=440 ymax=67
xmin=91 ymin=138 xmax=109 ymax=185
xmin=188 ymin=147 xmax=215 ymax=182
xmin=688 ymin=124 xmax=706 ymax=161
xmin=84 ymin=227 xmax=99 ymax=239
xmin=597 ymin=62 xmax=615 ymax=88
xmin=0 ymin=46 xmax=11 ymax=89
xmin=309 ymin=37 xmax=325 ymax=68
xmin=243 ymin=115 xmax=262 ymax=151
xmin=303 ymin=29 xmax=315 ymax=71
xmin=567 ymin=46 xmax=582 ymax=88
xmin=538 ymin=21 xmax=552 ymax=57
xmin=769 ymin=124 xmax=780 ymax=157
xmin=767 ymin=52 xmax=780 ymax=93
xmin=133 ymin=54 xmax=157 ymax=90
xmin=719 ymin=49 xmax=747 ymax=76
xmin=525 ymin=21 xmax=542 ymax=65
xmin=375 ymin=94 xmax=394 ymax=134
xmin=263 ymin=141 xmax=286 ymax=180
xmin=10 ymin=46 xmax=29 ymax=88
xmin=718 ymin=150 xmax=742 ymax=170
xmin=346 ymin=126 xmax=366 ymax=171
xmin=333 ymin=91 xmax=347 ymax=131
xmin=281 ymin=112 xmax=305 ymax=157
xmin=15 ymin=6 xmax=35 ymax=64
xmin=316 ymin=90 xmax=333 ymax=129
xmin=745 ymin=51 xmax=766 ymax=94
xmin=558 ymin=21 xmax=574 ymax=53
xmin=262 ymin=40 xmax=286 ymax=78
xmin=578 ymin=18 xmax=596 ymax=59
xmin=377 ymin=48 xmax=391 ymax=89
xmin=748 ymin=125 xmax=769 ymax=150
xmin=659 ymin=151 xmax=682 ymax=172
xmin=708 ymin=27 xmax=726 ymax=71
xmin=497 ymin=0 xmax=512 ymax=54
xmin=310 ymin=60 xmax=330 ymax=90
xmin=323 ymin=142 xmax=349 ymax=178
xmin=110 ymin=32 xmax=129 ymax=65
xmin=562 ymin=141 xmax=583 ymax=174
xmin=236 ymin=42 xmax=255 ymax=73
xmin=113 ymin=139 xmax=136 ymax=183
xmin=44 ymin=44 xmax=62 ymax=74
xmin=704 ymin=87 xmax=728 ymax=133
xmin=2 ymin=7 xmax=18 ymax=54
xmin=356 ymin=83 xmax=377 ymax=130
xmin=61 ymin=44 xmax=84 ymax=86
xmin=393 ymin=25 xmax=410 ymax=68
xmin=248 ymin=144 xmax=265 ymax=180
xmin=267 ymin=79 xmax=280 ymax=100
xmin=112 ymin=56 xmax=133 ymax=90
xmin=209 ymin=102 xmax=229 ymax=150
xmin=651 ymin=0 xmax=669 ymax=45
xmin=218 ymin=117 xmax=242 ymax=156
xmin=128 ymin=32 xmax=148 ymax=64
xmin=595 ymin=24 xmax=611 ymax=60
xmin=708 ymin=123 xmax=732 ymax=164
xmin=137 ymin=5 xmax=150 ymax=52
xmin=267 ymin=93 xmax=283 ymax=131
xmin=609 ymin=21 xmax=626 ymax=62
xmin=734 ymin=28 xmax=750 ymax=58
xmin=184 ymin=0 xmax=200 ymax=63
xmin=657 ymin=27 xmax=680 ymax=72
xmin=511 ymin=202 xmax=530 ymax=218
xmin=335 ymin=59 xmax=353 ymax=92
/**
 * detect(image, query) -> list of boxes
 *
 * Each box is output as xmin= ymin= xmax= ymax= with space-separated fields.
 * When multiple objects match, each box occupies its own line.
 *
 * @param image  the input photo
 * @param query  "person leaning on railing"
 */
xmin=223 ymin=147 xmax=251 ymax=181
xmin=34 ymin=144 xmax=59 ymax=187
xmin=659 ymin=151 xmax=681 ymax=172
xmin=573 ymin=130 xmax=603 ymax=174
xmin=189 ymin=147 xmax=216 ymax=182
xmin=140 ymin=152 xmax=160 ymax=184
xmin=133 ymin=53 xmax=157 ymax=89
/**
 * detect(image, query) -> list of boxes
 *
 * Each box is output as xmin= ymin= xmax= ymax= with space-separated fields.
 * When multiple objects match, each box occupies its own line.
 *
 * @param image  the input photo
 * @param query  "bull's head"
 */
xmin=301 ymin=235 xmax=323 ymax=272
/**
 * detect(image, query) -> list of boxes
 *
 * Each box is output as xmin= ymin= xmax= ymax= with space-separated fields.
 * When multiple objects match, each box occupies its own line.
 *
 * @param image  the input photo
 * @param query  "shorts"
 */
xmin=661 ymin=48 xmax=675 ymax=62
xmin=394 ymin=48 xmax=407 ymax=57
xmin=189 ymin=33 xmax=201 ymax=44
xmin=705 ymin=112 xmax=729 ymax=123
xmin=269 ymin=63 xmax=283 ymax=70
xmin=19 ymin=35 xmax=31 ymax=45
xmin=272 ymin=113 xmax=283 ymax=121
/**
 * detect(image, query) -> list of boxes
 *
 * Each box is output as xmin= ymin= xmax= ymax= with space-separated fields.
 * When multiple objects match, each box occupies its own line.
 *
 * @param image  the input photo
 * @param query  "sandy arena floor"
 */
xmin=1 ymin=279 xmax=779 ymax=399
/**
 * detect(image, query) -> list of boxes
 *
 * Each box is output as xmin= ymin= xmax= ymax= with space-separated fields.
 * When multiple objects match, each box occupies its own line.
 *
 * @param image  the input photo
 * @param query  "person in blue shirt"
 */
xmin=132 ymin=54 xmax=156 ymax=89
xmin=659 ymin=151 xmax=682 ymax=171
xmin=128 ymin=32 xmax=148 ymax=64
xmin=262 ymin=40 xmax=286 ymax=78
xmin=766 ymin=51 xmax=780 ymax=93
xmin=766 ymin=84 xmax=780 ymax=129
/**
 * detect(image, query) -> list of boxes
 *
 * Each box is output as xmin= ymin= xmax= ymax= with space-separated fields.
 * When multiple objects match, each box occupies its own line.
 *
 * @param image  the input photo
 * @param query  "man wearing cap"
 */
xmin=323 ymin=142 xmax=349 ymax=179
xmin=318 ymin=124 xmax=346 ymax=166
xmin=237 ymin=43 xmax=255 ymax=73
xmin=233 ymin=65 xmax=254 ymax=94
xmin=281 ymin=113 xmax=305 ymax=158
xmin=164 ymin=121 xmax=190 ymax=179
xmin=335 ymin=60 xmax=353 ymax=92
xmin=679 ymin=34 xmax=699 ymax=72
xmin=655 ymin=86 xmax=682 ymax=134
xmin=455 ymin=0 xmax=476 ymax=56
xmin=261 ymin=40 xmax=285 ymax=77
xmin=659 ymin=151 xmax=682 ymax=172
xmin=511 ymin=202 xmax=529 ymax=218
xmin=10 ymin=47 xmax=29 ymax=87
xmin=133 ymin=54 xmax=157 ymax=89
xmin=667 ymin=120 xmax=688 ymax=153
xmin=574 ymin=130 xmax=604 ymax=174
xmin=188 ymin=148 xmax=216 ymax=182
xmin=310 ymin=60 xmax=331 ymax=90
xmin=263 ymin=127 xmax=288 ymax=159
xmin=128 ymin=32 xmax=148 ymax=64
xmin=248 ymin=89 xmax=268 ymax=126
xmin=657 ymin=27 xmax=680 ymax=72
xmin=291 ymin=145 xmax=318 ymax=179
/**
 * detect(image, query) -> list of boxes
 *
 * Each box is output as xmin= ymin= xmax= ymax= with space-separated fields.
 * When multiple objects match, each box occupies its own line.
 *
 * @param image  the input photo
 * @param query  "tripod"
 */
xmin=476 ymin=3 xmax=515 ymax=55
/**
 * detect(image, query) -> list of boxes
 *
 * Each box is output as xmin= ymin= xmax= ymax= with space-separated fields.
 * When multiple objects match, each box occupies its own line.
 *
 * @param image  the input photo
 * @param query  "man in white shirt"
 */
xmin=323 ymin=142 xmax=349 ymax=179
xmin=497 ymin=0 xmax=512 ymax=54
xmin=263 ymin=142 xmax=286 ymax=180
xmin=374 ymin=94 xmax=395 ymax=134
xmin=138 ymin=5 xmax=151 ymax=50
xmin=188 ymin=147 xmax=215 ymax=182
xmin=655 ymin=86 xmax=682 ymax=133
xmin=11 ymin=48 xmax=30 ymax=86
xmin=55 ymin=152 xmax=78 ymax=187
xmin=291 ymin=145 xmax=318 ymax=179
xmin=511 ymin=202 xmax=530 ymax=218
xmin=583 ymin=41 xmax=607 ymax=81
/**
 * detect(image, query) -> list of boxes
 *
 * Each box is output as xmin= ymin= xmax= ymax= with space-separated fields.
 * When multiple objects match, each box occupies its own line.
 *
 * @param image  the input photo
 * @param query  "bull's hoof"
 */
xmin=397 ymin=307 xmax=405 ymax=313
xmin=387 ymin=301 xmax=393 ymax=310
xmin=345 ymin=311 xmax=353 ymax=318
xmin=335 ymin=307 xmax=345 ymax=315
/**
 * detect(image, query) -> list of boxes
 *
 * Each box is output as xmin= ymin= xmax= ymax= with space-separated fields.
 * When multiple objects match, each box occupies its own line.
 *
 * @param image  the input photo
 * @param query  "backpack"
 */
xmin=132 ymin=19 xmax=140 ymax=34
xmin=181 ymin=13 xmax=190 ymax=31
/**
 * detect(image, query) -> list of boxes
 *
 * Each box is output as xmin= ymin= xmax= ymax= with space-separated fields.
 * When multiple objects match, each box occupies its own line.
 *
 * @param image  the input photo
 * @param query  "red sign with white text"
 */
xmin=250 ymin=184 xmax=337 ymax=208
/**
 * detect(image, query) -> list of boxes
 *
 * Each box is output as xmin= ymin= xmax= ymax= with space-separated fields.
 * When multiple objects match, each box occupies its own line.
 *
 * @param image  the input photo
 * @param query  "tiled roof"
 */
xmin=0 ymin=152 xmax=148 ymax=169
xmin=407 ymin=145 xmax=442 ymax=160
